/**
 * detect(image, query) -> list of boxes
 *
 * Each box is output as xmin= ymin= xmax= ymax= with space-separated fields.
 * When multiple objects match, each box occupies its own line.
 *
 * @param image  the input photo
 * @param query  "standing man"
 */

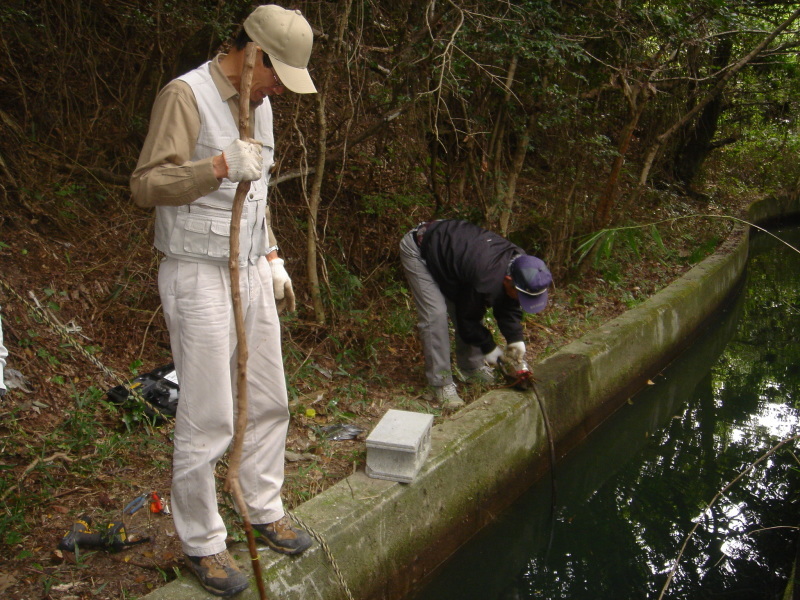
xmin=131 ymin=5 xmax=315 ymax=596
xmin=399 ymin=220 xmax=552 ymax=410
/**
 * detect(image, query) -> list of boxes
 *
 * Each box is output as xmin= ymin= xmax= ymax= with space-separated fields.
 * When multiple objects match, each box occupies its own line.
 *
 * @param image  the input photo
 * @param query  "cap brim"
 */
xmin=270 ymin=55 xmax=316 ymax=94
xmin=518 ymin=289 xmax=548 ymax=314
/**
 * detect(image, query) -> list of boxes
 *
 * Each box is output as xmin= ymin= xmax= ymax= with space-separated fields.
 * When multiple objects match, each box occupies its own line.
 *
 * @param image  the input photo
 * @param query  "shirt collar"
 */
xmin=209 ymin=54 xmax=238 ymax=103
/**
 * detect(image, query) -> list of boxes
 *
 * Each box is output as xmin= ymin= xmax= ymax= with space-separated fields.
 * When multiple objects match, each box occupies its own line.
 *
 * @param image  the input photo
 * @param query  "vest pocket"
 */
xmin=177 ymin=214 xmax=232 ymax=259
xmin=207 ymin=220 xmax=231 ymax=258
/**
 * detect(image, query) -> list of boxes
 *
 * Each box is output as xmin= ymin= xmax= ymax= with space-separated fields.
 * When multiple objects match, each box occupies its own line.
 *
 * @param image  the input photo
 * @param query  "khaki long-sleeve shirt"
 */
xmin=130 ymin=54 xmax=277 ymax=247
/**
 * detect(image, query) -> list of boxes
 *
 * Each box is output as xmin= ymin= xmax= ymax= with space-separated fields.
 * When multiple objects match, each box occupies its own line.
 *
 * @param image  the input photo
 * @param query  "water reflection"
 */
xmin=410 ymin=227 xmax=800 ymax=600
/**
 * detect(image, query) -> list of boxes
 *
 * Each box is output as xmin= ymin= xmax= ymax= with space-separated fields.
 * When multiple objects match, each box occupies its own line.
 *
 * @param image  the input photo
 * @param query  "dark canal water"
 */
xmin=409 ymin=226 xmax=800 ymax=600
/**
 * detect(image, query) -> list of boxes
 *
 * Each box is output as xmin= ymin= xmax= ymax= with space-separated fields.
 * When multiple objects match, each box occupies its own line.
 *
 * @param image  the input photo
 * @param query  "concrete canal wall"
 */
xmin=143 ymin=192 xmax=800 ymax=600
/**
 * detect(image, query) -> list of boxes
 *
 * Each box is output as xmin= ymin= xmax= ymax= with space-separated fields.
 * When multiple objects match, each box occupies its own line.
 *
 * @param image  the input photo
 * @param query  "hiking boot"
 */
xmin=460 ymin=364 xmax=496 ymax=384
xmin=185 ymin=550 xmax=249 ymax=597
xmin=428 ymin=383 xmax=465 ymax=410
xmin=253 ymin=516 xmax=312 ymax=555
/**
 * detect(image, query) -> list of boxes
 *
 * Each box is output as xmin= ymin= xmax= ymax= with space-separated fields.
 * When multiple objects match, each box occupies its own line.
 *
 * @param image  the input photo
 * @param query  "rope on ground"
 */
xmin=0 ymin=276 xmax=165 ymax=426
xmin=0 ymin=276 xmax=118 ymax=383
xmin=287 ymin=510 xmax=355 ymax=600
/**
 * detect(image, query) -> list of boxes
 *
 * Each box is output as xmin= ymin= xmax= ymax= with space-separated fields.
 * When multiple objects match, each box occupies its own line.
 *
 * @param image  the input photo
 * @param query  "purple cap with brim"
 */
xmin=510 ymin=255 xmax=552 ymax=314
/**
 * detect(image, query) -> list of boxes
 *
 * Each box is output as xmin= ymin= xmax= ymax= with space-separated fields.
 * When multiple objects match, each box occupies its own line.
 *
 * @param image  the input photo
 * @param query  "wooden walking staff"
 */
xmin=223 ymin=42 xmax=270 ymax=600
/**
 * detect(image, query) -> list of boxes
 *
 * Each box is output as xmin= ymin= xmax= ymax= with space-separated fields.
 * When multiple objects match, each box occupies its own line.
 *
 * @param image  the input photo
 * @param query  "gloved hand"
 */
xmin=483 ymin=346 xmax=503 ymax=366
xmin=497 ymin=341 xmax=533 ymax=389
xmin=223 ymin=138 xmax=263 ymax=182
xmin=269 ymin=258 xmax=296 ymax=313
xmin=504 ymin=341 xmax=526 ymax=363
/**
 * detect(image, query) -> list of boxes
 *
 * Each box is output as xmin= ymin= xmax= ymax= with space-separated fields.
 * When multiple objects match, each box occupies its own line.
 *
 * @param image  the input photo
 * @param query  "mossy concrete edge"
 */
xmin=142 ymin=193 xmax=800 ymax=600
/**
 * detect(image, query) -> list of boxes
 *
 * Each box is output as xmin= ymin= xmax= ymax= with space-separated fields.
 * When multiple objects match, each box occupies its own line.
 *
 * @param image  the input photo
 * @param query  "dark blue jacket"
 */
xmin=420 ymin=220 xmax=524 ymax=353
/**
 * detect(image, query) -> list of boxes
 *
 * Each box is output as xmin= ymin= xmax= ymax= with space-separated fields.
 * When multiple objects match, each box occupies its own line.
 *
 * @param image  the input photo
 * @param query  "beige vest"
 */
xmin=153 ymin=62 xmax=274 ymax=266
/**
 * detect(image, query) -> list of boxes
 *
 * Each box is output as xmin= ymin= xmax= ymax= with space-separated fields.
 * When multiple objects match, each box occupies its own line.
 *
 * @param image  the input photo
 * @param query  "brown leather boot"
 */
xmin=184 ymin=550 xmax=249 ymax=596
xmin=253 ymin=515 xmax=312 ymax=555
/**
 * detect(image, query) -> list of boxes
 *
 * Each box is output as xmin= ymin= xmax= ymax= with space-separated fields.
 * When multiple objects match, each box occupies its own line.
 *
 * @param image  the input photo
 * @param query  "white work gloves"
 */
xmin=499 ymin=341 xmax=532 ymax=388
xmin=223 ymin=139 xmax=263 ymax=182
xmin=483 ymin=346 xmax=503 ymax=366
xmin=504 ymin=341 xmax=526 ymax=363
xmin=269 ymin=258 xmax=296 ymax=313
xmin=485 ymin=342 xmax=526 ymax=367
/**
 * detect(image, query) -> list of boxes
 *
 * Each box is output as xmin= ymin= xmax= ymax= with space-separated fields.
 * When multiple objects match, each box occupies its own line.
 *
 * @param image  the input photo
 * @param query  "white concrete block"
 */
xmin=365 ymin=409 xmax=434 ymax=483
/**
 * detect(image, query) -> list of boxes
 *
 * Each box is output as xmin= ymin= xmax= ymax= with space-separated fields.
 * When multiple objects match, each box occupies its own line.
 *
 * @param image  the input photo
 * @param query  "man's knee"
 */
xmin=418 ymin=304 xmax=448 ymax=328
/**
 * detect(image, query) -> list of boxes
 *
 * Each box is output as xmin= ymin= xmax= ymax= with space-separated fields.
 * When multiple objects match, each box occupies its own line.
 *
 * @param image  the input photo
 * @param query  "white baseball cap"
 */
xmin=243 ymin=5 xmax=317 ymax=94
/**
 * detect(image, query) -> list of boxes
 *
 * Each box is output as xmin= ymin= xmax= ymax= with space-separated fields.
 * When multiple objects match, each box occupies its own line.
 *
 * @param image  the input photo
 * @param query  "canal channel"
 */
xmin=408 ymin=225 xmax=800 ymax=600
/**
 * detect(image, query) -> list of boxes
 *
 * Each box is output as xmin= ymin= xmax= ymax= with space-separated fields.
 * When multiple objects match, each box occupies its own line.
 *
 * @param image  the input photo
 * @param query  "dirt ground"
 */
xmin=0 ymin=195 xmax=741 ymax=599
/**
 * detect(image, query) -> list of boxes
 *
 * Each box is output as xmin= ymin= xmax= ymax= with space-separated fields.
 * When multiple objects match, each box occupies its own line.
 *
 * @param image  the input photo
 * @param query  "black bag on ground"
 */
xmin=106 ymin=363 xmax=179 ymax=419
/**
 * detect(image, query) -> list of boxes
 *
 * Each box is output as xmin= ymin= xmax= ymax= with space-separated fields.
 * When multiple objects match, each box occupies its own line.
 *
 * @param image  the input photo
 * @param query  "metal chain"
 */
xmin=2 ymin=277 xmax=353 ymax=597
xmin=287 ymin=510 xmax=354 ymax=600
xmin=0 ymin=278 xmax=166 ymax=423
xmin=0 ymin=277 xmax=120 ymax=384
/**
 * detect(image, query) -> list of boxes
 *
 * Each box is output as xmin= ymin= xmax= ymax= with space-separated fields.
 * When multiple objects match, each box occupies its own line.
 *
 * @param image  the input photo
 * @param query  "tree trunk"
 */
xmin=499 ymin=110 xmax=537 ymax=236
xmin=594 ymin=78 xmax=651 ymax=229
xmin=306 ymin=0 xmax=353 ymax=325
xmin=307 ymin=90 xmax=327 ymax=325
xmin=487 ymin=55 xmax=517 ymax=226
xmin=634 ymin=6 xmax=800 ymax=201
xmin=672 ymin=38 xmax=733 ymax=189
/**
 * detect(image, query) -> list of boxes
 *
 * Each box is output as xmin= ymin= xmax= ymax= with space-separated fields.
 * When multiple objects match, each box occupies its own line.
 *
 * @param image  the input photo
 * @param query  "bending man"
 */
xmin=400 ymin=219 xmax=552 ymax=409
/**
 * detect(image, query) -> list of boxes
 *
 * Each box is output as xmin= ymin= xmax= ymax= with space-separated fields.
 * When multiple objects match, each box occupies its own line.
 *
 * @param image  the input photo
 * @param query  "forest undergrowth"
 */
xmin=0 ymin=177 xmax=749 ymax=599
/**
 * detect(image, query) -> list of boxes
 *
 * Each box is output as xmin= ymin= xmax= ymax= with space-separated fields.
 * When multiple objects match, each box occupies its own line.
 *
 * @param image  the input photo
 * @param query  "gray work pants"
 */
xmin=399 ymin=230 xmax=484 ymax=387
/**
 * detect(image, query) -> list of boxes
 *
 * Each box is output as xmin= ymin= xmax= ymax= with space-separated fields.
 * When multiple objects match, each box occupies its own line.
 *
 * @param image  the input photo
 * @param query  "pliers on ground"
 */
xmin=124 ymin=492 xmax=165 ymax=515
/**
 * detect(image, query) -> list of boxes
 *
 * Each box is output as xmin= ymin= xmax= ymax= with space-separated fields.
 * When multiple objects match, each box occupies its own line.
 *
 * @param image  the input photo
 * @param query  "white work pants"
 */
xmin=399 ymin=231 xmax=484 ymax=387
xmin=159 ymin=256 xmax=289 ymax=557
